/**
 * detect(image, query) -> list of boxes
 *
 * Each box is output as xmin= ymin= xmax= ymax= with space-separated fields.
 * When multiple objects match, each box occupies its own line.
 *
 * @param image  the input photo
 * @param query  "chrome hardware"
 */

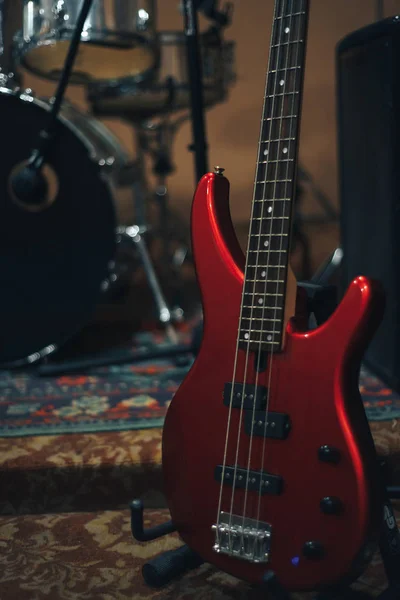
xmin=212 ymin=512 xmax=272 ymax=563
xmin=214 ymin=165 xmax=225 ymax=175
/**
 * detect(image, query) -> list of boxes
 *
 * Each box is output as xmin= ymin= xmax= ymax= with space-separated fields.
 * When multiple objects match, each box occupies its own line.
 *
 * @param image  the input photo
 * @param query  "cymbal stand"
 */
xmin=115 ymin=123 xmax=181 ymax=343
xmin=136 ymin=115 xmax=193 ymax=273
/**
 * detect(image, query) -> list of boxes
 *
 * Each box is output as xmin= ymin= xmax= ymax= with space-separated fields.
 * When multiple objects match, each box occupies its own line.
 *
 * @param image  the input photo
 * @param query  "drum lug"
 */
xmin=98 ymin=156 xmax=116 ymax=170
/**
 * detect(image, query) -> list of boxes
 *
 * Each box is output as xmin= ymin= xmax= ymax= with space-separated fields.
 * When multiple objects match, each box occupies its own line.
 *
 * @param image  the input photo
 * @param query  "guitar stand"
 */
xmin=129 ymin=462 xmax=400 ymax=598
xmin=128 ymin=281 xmax=400 ymax=597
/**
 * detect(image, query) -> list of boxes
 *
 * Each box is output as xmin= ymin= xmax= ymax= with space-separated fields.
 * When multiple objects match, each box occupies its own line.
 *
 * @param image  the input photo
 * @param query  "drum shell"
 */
xmin=14 ymin=0 xmax=157 ymax=83
xmin=0 ymin=87 xmax=120 ymax=364
xmin=88 ymin=31 xmax=236 ymax=119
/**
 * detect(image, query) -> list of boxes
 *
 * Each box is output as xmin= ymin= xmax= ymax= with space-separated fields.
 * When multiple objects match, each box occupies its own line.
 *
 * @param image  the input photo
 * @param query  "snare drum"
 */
xmin=87 ymin=30 xmax=236 ymax=120
xmin=14 ymin=0 xmax=158 ymax=84
xmin=0 ymin=87 xmax=128 ymax=366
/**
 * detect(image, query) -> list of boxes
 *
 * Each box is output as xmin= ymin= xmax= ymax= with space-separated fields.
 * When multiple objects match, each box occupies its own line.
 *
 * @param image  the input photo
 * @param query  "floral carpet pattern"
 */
xmin=0 ymin=506 xmax=393 ymax=600
xmin=0 ymin=360 xmax=399 ymax=438
xmin=0 ymin=326 xmax=194 ymax=437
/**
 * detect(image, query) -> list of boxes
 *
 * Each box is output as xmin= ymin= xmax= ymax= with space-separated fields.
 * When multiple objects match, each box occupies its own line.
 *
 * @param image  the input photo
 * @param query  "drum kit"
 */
xmin=0 ymin=0 xmax=236 ymax=369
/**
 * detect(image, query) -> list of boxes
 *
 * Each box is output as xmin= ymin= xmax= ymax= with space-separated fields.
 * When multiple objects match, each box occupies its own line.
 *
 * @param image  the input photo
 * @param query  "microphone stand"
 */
xmin=37 ymin=0 xmax=220 ymax=376
xmin=376 ymin=0 xmax=384 ymax=21
xmin=10 ymin=0 xmax=94 ymax=202
xmin=182 ymin=0 xmax=209 ymax=182
xmin=183 ymin=0 xmax=232 ymax=183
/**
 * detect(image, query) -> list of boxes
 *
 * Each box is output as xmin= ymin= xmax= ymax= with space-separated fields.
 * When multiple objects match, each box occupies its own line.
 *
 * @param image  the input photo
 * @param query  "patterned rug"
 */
xmin=0 ymin=347 xmax=399 ymax=438
xmin=0 ymin=506 xmax=394 ymax=599
xmin=0 ymin=329 xmax=194 ymax=438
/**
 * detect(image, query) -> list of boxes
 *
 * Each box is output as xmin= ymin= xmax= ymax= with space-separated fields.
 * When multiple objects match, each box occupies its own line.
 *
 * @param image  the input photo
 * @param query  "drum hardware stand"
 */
xmin=37 ymin=319 xmax=203 ymax=376
xmin=183 ymin=0 xmax=232 ymax=182
xmin=118 ymin=225 xmax=179 ymax=344
xmin=376 ymin=0 xmax=384 ymax=21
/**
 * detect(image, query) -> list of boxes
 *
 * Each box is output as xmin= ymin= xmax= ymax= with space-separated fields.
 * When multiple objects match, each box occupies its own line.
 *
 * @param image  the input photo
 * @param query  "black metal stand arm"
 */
xmin=130 ymin=499 xmax=204 ymax=588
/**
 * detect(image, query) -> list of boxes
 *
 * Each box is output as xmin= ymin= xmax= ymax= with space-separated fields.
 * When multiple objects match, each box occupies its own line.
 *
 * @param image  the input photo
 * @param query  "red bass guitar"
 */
xmin=162 ymin=0 xmax=384 ymax=591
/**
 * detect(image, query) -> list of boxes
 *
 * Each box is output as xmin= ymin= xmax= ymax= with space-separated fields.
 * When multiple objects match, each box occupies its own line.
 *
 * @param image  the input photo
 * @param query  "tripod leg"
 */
xmin=125 ymin=226 xmax=178 ymax=344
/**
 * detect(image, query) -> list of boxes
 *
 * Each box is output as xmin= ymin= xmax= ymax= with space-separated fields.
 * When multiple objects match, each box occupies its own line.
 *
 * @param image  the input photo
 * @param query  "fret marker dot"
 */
xmin=258 ymin=298 xmax=264 ymax=305
xmin=283 ymin=147 xmax=288 ymax=154
xmin=279 ymin=79 xmax=285 ymax=86
xmin=267 ymin=335 xmax=273 ymax=341
xmin=261 ymin=270 xmax=267 ymax=277
xmin=244 ymin=333 xmax=249 ymax=340
xmin=264 ymin=240 xmax=269 ymax=247
xmin=263 ymin=149 xmax=269 ymax=156
xmin=285 ymin=27 xmax=290 ymax=33
xmin=268 ymin=206 xmax=273 ymax=213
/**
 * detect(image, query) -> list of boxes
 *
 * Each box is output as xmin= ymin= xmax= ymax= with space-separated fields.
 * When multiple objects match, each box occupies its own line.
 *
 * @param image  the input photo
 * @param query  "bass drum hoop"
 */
xmin=0 ymin=87 xmax=119 ymax=368
xmin=55 ymin=99 xmax=130 ymax=184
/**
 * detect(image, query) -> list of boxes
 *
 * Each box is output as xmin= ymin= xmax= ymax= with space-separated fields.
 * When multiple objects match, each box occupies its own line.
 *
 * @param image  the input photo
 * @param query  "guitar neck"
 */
xmin=239 ymin=0 xmax=310 ymax=353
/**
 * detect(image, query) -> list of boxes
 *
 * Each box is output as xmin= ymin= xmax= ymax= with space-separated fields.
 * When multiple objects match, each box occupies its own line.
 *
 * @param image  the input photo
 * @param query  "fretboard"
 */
xmin=239 ymin=0 xmax=309 ymax=352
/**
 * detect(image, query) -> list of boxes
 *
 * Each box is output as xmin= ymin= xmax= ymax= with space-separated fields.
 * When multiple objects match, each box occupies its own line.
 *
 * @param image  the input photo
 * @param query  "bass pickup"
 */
xmin=244 ymin=411 xmax=291 ymax=440
xmin=215 ymin=465 xmax=283 ymax=495
xmin=223 ymin=382 xmax=267 ymax=410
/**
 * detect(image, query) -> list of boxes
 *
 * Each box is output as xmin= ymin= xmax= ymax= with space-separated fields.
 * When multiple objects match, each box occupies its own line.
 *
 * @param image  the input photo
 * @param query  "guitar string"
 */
xmin=256 ymin=0 xmax=306 ymax=527
xmin=225 ymin=0 xmax=285 ymax=544
xmin=239 ymin=0 xmax=288 ymax=534
xmin=213 ymin=0 xmax=281 ymax=548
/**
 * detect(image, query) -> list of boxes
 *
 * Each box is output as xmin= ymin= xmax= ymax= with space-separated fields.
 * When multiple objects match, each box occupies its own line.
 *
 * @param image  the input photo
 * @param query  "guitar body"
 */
xmin=162 ymin=172 xmax=384 ymax=591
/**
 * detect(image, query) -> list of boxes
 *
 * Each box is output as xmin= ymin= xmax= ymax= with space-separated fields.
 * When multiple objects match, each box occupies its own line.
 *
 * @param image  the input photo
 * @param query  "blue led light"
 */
xmin=291 ymin=556 xmax=300 ymax=566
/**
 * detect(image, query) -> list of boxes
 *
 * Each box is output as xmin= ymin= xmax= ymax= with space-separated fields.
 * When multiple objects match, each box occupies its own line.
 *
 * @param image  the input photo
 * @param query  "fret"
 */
xmin=259 ymin=138 xmax=296 ymax=161
xmin=239 ymin=330 xmax=281 ymax=347
xmin=254 ymin=197 xmax=291 ymax=201
xmin=274 ymin=1 xmax=306 ymax=20
xmin=271 ymin=40 xmax=304 ymax=48
xmin=241 ymin=308 xmax=283 ymax=321
xmin=262 ymin=95 xmax=301 ymax=125
xmin=241 ymin=328 xmax=280 ymax=334
xmin=250 ymin=224 xmax=290 ymax=241
xmin=247 ymin=280 xmax=287 ymax=285
xmin=274 ymin=12 xmax=306 ymax=21
xmin=251 ymin=215 xmax=290 ymax=221
xmin=262 ymin=115 xmax=297 ymax=142
xmin=264 ymin=115 xmax=298 ymax=121
xmin=247 ymin=238 xmax=289 ymax=253
xmin=266 ymin=68 xmax=300 ymax=97
xmin=268 ymin=66 xmax=301 ymax=73
xmin=270 ymin=40 xmax=305 ymax=72
xmin=255 ymin=182 xmax=293 ymax=201
xmin=245 ymin=257 xmax=287 ymax=272
xmin=256 ymin=160 xmax=294 ymax=183
xmin=241 ymin=317 xmax=282 ymax=324
xmin=244 ymin=281 xmax=285 ymax=297
xmin=259 ymin=134 xmax=296 ymax=140
xmin=246 ymin=257 xmax=287 ymax=273
xmin=239 ymin=0 xmax=309 ymax=351
xmin=244 ymin=270 xmax=286 ymax=288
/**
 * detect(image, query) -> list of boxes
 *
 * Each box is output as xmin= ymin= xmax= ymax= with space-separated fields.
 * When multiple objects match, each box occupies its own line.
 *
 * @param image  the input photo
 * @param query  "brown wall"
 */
xmin=12 ymin=1 xmax=398 ymax=243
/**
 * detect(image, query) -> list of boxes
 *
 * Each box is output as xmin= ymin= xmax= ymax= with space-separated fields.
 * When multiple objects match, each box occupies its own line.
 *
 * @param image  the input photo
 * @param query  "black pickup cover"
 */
xmin=223 ymin=382 xmax=267 ymax=410
xmin=215 ymin=465 xmax=283 ymax=495
xmin=244 ymin=411 xmax=291 ymax=439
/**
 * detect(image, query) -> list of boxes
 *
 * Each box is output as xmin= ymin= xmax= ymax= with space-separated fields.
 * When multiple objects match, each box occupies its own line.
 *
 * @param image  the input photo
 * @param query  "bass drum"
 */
xmin=0 ymin=87 xmax=123 ymax=366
